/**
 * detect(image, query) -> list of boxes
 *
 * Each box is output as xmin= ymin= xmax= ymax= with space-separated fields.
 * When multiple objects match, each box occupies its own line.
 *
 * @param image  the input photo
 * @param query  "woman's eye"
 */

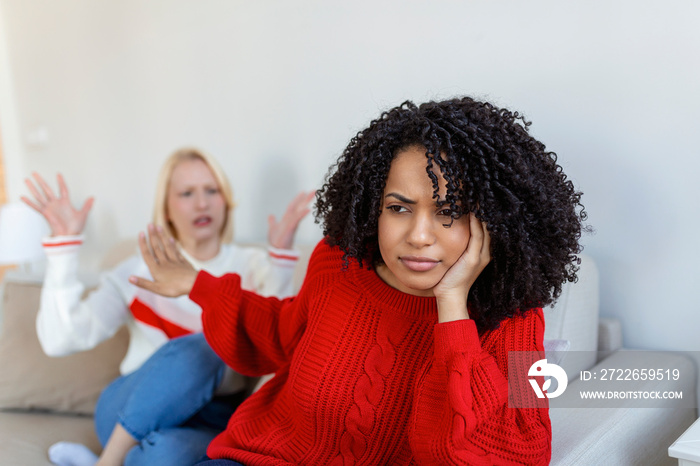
xmin=438 ymin=207 xmax=463 ymax=219
xmin=387 ymin=205 xmax=407 ymax=213
xmin=180 ymin=191 xmax=193 ymax=197
xmin=206 ymin=188 xmax=220 ymax=195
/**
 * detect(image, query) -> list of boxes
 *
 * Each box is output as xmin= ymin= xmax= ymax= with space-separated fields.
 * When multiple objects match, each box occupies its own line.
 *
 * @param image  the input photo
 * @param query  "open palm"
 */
xmin=130 ymin=224 xmax=198 ymax=297
xmin=267 ymin=190 xmax=316 ymax=250
xmin=21 ymin=173 xmax=94 ymax=236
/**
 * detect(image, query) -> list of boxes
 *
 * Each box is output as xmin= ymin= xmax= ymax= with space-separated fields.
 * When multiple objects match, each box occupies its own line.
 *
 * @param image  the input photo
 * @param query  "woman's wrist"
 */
xmin=181 ymin=270 xmax=199 ymax=297
xmin=435 ymin=293 xmax=470 ymax=323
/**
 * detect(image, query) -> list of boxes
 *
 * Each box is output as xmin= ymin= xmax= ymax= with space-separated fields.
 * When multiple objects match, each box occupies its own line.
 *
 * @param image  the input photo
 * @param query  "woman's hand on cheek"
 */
xmin=433 ymin=214 xmax=492 ymax=323
xmin=129 ymin=224 xmax=198 ymax=297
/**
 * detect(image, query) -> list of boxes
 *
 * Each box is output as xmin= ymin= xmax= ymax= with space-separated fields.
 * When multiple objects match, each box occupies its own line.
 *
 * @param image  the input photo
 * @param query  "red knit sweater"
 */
xmin=191 ymin=239 xmax=551 ymax=465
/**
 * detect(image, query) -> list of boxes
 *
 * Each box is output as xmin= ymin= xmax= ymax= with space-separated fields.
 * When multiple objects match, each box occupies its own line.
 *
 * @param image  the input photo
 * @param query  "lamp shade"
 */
xmin=0 ymin=202 xmax=50 ymax=265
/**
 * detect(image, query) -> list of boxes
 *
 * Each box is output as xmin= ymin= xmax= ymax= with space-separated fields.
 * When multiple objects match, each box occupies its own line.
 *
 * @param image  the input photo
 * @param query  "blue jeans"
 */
xmin=196 ymin=458 xmax=245 ymax=465
xmin=196 ymin=458 xmax=245 ymax=466
xmin=95 ymin=333 xmax=242 ymax=466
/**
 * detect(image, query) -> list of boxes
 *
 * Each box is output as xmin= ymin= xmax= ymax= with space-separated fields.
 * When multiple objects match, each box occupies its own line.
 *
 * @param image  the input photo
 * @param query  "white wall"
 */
xmin=1 ymin=0 xmax=699 ymax=352
xmin=0 ymin=1 xmax=23 ymax=201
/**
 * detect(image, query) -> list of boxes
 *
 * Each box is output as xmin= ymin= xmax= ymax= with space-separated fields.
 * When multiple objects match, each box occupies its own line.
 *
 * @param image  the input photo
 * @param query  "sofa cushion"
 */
xmin=0 ymin=279 xmax=128 ymax=415
xmin=543 ymin=338 xmax=571 ymax=366
xmin=0 ymin=410 xmax=99 ymax=465
xmin=549 ymin=350 xmax=697 ymax=465
xmin=543 ymin=254 xmax=600 ymax=380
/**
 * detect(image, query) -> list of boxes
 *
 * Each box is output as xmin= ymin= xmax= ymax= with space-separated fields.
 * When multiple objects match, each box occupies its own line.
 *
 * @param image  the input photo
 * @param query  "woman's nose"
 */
xmin=195 ymin=192 xmax=208 ymax=208
xmin=407 ymin=214 xmax=436 ymax=247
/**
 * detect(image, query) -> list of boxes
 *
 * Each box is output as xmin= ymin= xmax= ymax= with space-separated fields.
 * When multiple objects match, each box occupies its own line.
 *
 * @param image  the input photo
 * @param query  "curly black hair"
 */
xmin=316 ymin=97 xmax=588 ymax=331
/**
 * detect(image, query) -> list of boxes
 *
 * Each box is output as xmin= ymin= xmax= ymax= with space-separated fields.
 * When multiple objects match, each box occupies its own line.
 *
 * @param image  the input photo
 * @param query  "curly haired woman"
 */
xmin=133 ymin=97 xmax=588 ymax=465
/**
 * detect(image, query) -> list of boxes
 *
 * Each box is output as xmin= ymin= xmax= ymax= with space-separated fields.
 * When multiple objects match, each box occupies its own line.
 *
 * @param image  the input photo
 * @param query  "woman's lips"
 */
xmin=400 ymin=256 xmax=440 ymax=272
xmin=194 ymin=216 xmax=212 ymax=227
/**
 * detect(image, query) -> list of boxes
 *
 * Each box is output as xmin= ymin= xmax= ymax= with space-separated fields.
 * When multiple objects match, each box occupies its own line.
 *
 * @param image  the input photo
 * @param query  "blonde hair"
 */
xmin=152 ymin=147 xmax=235 ymax=243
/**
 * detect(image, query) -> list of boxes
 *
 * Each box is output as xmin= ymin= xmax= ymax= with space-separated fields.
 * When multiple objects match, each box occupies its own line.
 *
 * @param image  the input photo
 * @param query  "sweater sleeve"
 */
xmin=36 ymin=236 xmax=131 ymax=357
xmin=410 ymin=311 xmax=551 ymax=465
xmin=240 ymin=245 xmax=299 ymax=298
xmin=191 ymin=269 xmax=309 ymax=377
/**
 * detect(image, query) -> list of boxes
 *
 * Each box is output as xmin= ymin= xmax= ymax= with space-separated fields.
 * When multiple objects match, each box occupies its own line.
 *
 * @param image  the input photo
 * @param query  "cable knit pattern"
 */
xmin=192 ymin=239 xmax=551 ymax=465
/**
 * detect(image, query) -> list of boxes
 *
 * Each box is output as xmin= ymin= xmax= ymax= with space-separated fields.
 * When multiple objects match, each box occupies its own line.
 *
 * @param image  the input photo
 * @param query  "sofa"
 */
xmin=542 ymin=257 xmax=697 ymax=465
xmin=0 ymin=240 xmax=696 ymax=465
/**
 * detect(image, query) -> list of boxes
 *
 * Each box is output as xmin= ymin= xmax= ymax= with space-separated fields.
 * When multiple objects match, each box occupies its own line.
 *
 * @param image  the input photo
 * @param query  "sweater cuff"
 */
xmin=189 ymin=270 xmax=219 ymax=304
xmin=42 ymin=235 xmax=84 ymax=255
xmin=43 ymin=236 xmax=83 ymax=287
xmin=189 ymin=270 xmax=243 ymax=302
xmin=433 ymin=319 xmax=481 ymax=362
xmin=268 ymin=246 xmax=299 ymax=268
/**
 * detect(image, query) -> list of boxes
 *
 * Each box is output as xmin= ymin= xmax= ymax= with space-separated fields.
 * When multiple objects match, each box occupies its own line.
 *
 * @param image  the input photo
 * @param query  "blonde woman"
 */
xmin=22 ymin=148 xmax=314 ymax=466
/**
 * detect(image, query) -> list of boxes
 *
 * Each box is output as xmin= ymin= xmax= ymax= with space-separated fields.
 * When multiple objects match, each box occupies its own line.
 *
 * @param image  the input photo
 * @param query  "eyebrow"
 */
xmin=385 ymin=192 xmax=416 ymax=204
xmin=385 ymin=192 xmax=458 ymax=207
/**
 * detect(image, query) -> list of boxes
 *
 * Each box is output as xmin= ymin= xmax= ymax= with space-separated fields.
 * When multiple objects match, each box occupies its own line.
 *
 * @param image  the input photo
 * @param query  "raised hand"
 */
xmin=129 ymin=224 xmax=198 ymax=297
xmin=433 ymin=213 xmax=492 ymax=323
xmin=267 ymin=190 xmax=316 ymax=250
xmin=21 ymin=173 xmax=94 ymax=237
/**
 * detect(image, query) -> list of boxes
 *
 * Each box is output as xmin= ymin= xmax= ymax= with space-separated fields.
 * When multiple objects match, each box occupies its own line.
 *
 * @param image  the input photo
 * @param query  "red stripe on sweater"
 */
xmin=269 ymin=251 xmax=298 ymax=261
xmin=129 ymin=298 xmax=192 ymax=339
xmin=42 ymin=240 xmax=83 ymax=248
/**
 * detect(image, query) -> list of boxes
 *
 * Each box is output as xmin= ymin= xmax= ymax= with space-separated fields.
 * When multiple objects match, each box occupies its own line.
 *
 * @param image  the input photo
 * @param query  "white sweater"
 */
xmin=36 ymin=235 xmax=298 ymax=377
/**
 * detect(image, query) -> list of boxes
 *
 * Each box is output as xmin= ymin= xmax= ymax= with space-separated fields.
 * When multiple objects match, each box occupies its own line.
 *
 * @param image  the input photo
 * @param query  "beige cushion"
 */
xmin=0 ymin=280 xmax=128 ymax=414
xmin=0 ymin=410 xmax=99 ymax=465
